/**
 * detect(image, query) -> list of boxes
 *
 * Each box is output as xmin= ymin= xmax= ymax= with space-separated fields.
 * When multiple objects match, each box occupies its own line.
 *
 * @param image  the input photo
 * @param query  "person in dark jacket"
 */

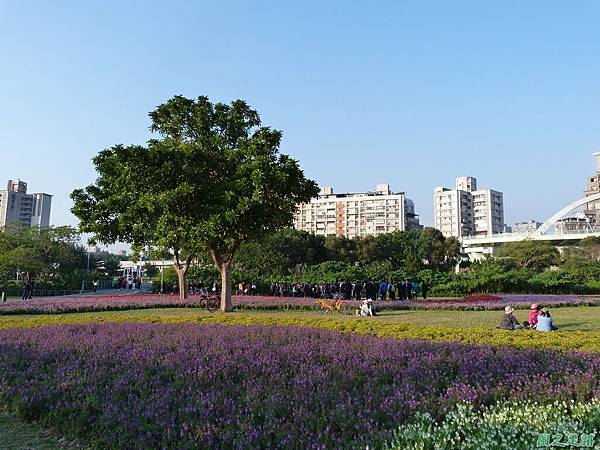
xmin=500 ymin=306 xmax=524 ymax=330
xmin=21 ymin=279 xmax=33 ymax=300
xmin=389 ymin=281 xmax=396 ymax=301
xmin=421 ymin=281 xmax=428 ymax=300
xmin=398 ymin=281 xmax=406 ymax=301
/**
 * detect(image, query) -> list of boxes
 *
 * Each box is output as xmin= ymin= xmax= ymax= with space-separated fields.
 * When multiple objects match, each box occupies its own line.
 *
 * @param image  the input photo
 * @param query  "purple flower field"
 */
xmin=1 ymin=323 xmax=600 ymax=449
xmin=0 ymin=293 xmax=594 ymax=315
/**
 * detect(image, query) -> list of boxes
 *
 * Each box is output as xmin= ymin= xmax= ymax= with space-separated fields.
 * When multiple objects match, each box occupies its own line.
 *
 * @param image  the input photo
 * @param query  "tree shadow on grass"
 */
xmin=554 ymin=322 xmax=588 ymax=331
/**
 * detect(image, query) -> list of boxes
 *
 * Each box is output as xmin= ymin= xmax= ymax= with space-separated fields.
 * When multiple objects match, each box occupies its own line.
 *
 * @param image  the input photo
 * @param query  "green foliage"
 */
xmin=92 ymin=252 xmax=122 ymax=277
xmin=235 ymin=229 xmax=326 ymax=280
xmin=285 ymin=261 xmax=365 ymax=284
xmin=386 ymin=400 xmax=600 ymax=450
xmin=233 ymin=228 xmax=464 ymax=287
xmin=72 ymin=95 xmax=318 ymax=308
xmin=497 ymin=240 xmax=560 ymax=271
xmin=528 ymin=270 xmax=578 ymax=294
xmin=324 ymin=235 xmax=357 ymax=263
xmin=0 ymin=225 xmax=97 ymax=289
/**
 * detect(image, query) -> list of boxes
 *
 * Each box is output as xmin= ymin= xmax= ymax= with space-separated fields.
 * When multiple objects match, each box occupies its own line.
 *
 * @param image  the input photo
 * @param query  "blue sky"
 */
xmin=1 ymin=0 xmax=599 ymax=232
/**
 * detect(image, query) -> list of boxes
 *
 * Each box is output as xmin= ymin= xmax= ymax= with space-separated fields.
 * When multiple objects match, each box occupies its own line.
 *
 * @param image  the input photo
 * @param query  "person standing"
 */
xmin=404 ymin=280 xmax=411 ymax=300
xmin=27 ymin=279 xmax=34 ymax=299
xmin=421 ymin=281 xmax=428 ymax=300
xmin=344 ymin=280 xmax=352 ymax=300
xmin=21 ymin=280 xmax=28 ymax=300
xmin=21 ymin=279 xmax=32 ymax=300
xmin=389 ymin=282 xmax=396 ymax=301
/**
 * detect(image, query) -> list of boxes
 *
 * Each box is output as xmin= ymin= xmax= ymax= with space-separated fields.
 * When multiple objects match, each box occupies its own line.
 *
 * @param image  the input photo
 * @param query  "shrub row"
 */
xmin=386 ymin=400 xmax=600 ymax=450
xmin=2 ymin=312 xmax=600 ymax=353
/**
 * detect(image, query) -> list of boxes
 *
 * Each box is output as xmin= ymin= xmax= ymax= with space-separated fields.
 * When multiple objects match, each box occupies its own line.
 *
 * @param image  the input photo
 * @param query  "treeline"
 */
xmin=0 ymin=225 xmax=122 ymax=291
xmin=156 ymin=230 xmax=600 ymax=296
xmin=156 ymin=228 xmax=461 ymax=294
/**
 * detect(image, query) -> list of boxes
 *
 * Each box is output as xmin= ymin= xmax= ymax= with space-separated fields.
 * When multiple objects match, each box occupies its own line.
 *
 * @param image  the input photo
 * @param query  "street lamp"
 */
xmin=160 ymin=263 xmax=164 ymax=294
xmin=81 ymin=247 xmax=91 ymax=294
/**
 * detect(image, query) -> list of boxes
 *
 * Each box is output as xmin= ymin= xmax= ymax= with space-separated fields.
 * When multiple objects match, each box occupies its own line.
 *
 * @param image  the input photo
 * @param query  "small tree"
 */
xmin=72 ymin=95 xmax=318 ymax=310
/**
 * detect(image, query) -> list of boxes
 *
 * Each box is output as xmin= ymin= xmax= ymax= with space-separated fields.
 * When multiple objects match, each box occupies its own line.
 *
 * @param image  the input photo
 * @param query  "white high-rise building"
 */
xmin=513 ymin=220 xmax=542 ymax=234
xmin=294 ymin=184 xmax=422 ymax=239
xmin=473 ymin=189 xmax=505 ymax=236
xmin=434 ymin=187 xmax=474 ymax=237
xmin=434 ymin=177 xmax=504 ymax=238
xmin=0 ymin=180 xmax=52 ymax=228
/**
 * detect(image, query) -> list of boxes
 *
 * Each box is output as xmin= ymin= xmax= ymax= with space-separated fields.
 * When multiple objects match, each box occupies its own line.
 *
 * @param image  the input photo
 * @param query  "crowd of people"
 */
xmin=111 ymin=276 xmax=142 ymax=290
xmin=501 ymin=303 xmax=558 ymax=332
xmin=267 ymin=280 xmax=429 ymax=300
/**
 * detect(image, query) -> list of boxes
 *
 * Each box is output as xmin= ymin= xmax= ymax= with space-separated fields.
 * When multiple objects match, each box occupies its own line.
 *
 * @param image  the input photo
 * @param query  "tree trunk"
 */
xmin=220 ymin=261 xmax=232 ymax=312
xmin=173 ymin=254 xmax=191 ymax=301
xmin=176 ymin=268 xmax=188 ymax=300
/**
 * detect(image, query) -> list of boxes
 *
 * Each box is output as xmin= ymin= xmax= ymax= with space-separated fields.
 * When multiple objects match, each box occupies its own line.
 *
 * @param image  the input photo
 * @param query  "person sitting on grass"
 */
xmin=357 ymin=299 xmax=377 ymax=317
xmin=527 ymin=303 xmax=541 ymax=329
xmin=500 ymin=306 xmax=525 ymax=330
xmin=536 ymin=308 xmax=558 ymax=332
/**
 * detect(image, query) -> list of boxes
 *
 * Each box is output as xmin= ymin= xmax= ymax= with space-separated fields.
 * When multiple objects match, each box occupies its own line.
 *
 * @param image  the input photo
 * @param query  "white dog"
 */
xmin=357 ymin=299 xmax=373 ymax=317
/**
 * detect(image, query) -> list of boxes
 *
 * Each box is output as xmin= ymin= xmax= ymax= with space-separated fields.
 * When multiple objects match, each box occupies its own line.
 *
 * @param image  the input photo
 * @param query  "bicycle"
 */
xmin=315 ymin=298 xmax=346 ymax=314
xmin=196 ymin=291 xmax=220 ymax=312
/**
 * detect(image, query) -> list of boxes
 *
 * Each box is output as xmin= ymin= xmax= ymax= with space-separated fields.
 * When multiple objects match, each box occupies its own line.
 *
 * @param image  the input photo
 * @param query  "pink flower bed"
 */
xmin=0 ymin=293 xmax=594 ymax=315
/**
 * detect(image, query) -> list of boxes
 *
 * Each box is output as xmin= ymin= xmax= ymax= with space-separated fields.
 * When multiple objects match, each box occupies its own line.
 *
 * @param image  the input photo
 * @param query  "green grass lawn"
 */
xmin=115 ymin=306 xmax=600 ymax=331
xmin=2 ymin=305 xmax=600 ymax=331
xmin=0 ymin=410 xmax=82 ymax=449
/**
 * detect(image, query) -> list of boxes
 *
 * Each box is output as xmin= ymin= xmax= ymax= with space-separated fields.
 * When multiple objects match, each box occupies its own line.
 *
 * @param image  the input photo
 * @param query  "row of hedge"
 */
xmin=2 ymin=311 xmax=600 ymax=353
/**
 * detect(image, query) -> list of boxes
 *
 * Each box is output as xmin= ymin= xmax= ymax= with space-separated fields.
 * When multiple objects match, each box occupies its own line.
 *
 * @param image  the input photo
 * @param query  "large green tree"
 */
xmin=0 ymin=225 xmax=87 ymax=288
xmin=496 ymin=240 xmax=560 ymax=271
xmin=235 ymin=229 xmax=326 ymax=280
xmin=71 ymin=95 xmax=318 ymax=310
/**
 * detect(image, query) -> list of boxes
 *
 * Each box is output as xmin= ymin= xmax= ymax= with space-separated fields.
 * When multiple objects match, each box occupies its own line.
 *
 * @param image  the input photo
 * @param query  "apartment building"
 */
xmin=0 ymin=179 xmax=52 ymax=228
xmin=294 ymin=184 xmax=422 ymax=239
xmin=513 ymin=220 xmax=542 ymax=234
xmin=433 ymin=187 xmax=474 ymax=237
xmin=434 ymin=176 xmax=504 ymax=238
xmin=473 ymin=189 xmax=504 ymax=236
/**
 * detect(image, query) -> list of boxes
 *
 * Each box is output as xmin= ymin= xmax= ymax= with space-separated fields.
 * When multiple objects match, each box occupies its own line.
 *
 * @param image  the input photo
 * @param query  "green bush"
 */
xmin=386 ymin=400 xmax=600 ymax=450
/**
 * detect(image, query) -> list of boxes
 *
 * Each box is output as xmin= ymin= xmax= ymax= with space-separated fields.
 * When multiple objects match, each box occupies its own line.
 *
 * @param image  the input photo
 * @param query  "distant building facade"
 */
xmin=434 ymin=176 xmax=505 ymax=238
xmin=562 ymin=152 xmax=600 ymax=232
xmin=546 ymin=153 xmax=600 ymax=233
xmin=293 ymin=184 xmax=422 ymax=238
xmin=513 ymin=220 xmax=542 ymax=234
xmin=0 ymin=180 xmax=52 ymax=228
